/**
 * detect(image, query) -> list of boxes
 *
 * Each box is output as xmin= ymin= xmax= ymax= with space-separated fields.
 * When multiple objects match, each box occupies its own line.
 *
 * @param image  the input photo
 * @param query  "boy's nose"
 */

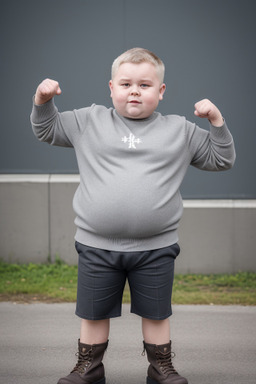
xmin=130 ymin=87 xmax=140 ymax=96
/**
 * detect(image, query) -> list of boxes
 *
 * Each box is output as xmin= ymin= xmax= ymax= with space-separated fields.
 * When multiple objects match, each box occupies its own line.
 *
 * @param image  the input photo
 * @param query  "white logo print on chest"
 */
xmin=121 ymin=133 xmax=142 ymax=149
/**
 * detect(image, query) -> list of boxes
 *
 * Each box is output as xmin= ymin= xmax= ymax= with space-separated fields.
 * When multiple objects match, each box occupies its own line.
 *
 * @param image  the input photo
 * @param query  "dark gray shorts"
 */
xmin=75 ymin=242 xmax=180 ymax=321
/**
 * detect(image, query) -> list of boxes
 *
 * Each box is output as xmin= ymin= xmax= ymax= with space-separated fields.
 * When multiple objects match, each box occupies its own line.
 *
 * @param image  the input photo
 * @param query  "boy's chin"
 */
xmin=123 ymin=110 xmax=151 ymax=120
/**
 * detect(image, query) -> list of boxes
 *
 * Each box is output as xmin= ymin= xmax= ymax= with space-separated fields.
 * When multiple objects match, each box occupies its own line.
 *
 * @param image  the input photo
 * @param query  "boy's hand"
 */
xmin=34 ymin=78 xmax=62 ymax=105
xmin=194 ymin=99 xmax=223 ymax=127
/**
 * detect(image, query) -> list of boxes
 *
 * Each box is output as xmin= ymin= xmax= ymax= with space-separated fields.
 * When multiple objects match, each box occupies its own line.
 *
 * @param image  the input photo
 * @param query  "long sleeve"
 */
xmin=30 ymin=98 xmax=90 ymax=148
xmin=187 ymin=119 xmax=236 ymax=171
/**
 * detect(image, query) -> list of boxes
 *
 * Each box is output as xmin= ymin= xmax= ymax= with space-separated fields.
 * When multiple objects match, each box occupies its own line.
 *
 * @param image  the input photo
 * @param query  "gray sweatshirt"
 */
xmin=31 ymin=100 xmax=236 ymax=251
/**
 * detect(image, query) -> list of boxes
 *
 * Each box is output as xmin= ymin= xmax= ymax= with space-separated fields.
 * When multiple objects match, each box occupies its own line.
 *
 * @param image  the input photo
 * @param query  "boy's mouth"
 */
xmin=129 ymin=100 xmax=141 ymax=104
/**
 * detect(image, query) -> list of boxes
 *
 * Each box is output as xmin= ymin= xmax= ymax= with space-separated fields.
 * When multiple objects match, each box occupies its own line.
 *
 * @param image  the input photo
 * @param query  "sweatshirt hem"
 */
xmin=74 ymin=228 xmax=179 ymax=252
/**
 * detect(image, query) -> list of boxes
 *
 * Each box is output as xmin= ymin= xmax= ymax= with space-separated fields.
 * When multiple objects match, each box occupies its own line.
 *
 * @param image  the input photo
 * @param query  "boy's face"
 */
xmin=109 ymin=62 xmax=166 ymax=119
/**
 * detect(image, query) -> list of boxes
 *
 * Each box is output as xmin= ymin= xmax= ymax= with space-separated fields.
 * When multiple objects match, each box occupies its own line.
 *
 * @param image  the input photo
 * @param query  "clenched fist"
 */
xmin=194 ymin=99 xmax=223 ymax=127
xmin=35 ymin=78 xmax=62 ymax=105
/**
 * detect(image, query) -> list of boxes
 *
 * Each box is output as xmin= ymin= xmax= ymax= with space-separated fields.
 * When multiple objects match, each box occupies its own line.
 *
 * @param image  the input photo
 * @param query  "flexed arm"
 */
xmin=31 ymin=78 xmax=75 ymax=147
xmin=187 ymin=99 xmax=236 ymax=171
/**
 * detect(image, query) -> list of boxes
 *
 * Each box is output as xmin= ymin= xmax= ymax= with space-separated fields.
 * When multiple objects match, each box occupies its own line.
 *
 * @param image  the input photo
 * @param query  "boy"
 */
xmin=30 ymin=48 xmax=236 ymax=384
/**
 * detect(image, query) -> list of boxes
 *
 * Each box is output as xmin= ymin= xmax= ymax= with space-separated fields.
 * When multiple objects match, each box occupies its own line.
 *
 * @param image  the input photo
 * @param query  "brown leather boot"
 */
xmin=143 ymin=341 xmax=188 ymax=384
xmin=57 ymin=339 xmax=108 ymax=384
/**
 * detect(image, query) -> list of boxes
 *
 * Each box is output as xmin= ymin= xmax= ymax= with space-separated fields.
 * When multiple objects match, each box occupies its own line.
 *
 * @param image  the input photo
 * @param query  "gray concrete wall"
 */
xmin=1 ymin=175 xmax=255 ymax=273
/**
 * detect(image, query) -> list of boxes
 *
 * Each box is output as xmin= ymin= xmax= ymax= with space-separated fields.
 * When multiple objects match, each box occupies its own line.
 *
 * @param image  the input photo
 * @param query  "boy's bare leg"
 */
xmin=142 ymin=317 xmax=188 ymax=384
xmin=80 ymin=318 xmax=110 ymax=344
xmin=142 ymin=317 xmax=170 ymax=344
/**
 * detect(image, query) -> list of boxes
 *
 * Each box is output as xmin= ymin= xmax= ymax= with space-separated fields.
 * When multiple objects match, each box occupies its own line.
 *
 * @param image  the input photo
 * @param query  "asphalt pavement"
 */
xmin=0 ymin=302 xmax=255 ymax=384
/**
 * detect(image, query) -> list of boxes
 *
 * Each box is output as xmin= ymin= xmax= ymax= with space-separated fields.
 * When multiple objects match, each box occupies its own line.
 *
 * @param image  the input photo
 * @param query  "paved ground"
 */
xmin=0 ymin=302 xmax=255 ymax=384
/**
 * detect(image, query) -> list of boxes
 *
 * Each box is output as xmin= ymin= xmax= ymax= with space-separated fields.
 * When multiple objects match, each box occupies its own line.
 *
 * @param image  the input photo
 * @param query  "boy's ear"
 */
xmin=159 ymin=83 xmax=166 ymax=100
xmin=109 ymin=80 xmax=113 ymax=97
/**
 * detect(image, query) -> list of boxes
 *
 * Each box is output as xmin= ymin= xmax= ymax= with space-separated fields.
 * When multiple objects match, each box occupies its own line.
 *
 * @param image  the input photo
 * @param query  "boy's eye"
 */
xmin=141 ymin=84 xmax=149 ymax=88
xmin=122 ymin=83 xmax=130 ymax=87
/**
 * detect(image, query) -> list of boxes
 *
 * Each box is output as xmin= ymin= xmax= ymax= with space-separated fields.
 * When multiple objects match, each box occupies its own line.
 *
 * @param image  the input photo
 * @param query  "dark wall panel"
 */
xmin=1 ymin=0 xmax=255 ymax=198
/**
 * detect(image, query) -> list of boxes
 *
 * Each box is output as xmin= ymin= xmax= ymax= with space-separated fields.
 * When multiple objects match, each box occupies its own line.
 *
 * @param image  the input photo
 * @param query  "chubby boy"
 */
xmin=31 ymin=48 xmax=235 ymax=384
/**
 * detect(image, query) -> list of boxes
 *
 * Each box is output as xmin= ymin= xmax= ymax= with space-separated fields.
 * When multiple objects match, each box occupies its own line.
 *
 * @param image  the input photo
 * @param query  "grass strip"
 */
xmin=0 ymin=260 xmax=255 ymax=305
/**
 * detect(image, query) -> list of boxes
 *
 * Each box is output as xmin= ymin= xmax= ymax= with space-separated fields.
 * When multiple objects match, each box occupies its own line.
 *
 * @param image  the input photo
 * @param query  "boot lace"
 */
xmin=156 ymin=349 xmax=178 ymax=375
xmin=71 ymin=347 xmax=93 ymax=374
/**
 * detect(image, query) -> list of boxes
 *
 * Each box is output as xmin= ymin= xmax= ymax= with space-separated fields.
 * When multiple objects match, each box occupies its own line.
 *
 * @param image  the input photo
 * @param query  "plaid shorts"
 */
xmin=75 ymin=242 xmax=180 ymax=320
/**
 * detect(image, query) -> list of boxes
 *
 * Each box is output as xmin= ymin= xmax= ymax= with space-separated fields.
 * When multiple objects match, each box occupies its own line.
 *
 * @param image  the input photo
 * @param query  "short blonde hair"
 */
xmin=111 ymin=47 xmax=165 ymax=83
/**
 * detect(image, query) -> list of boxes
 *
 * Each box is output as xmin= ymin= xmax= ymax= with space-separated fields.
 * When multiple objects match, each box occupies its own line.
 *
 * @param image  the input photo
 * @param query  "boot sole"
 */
xmin=147 ymin=377 xmax=158 ymax=384
xmin=94 ymin=379 xmax=105 ymax=384
xmin=147 ymin=375 xmax=188 ymax=384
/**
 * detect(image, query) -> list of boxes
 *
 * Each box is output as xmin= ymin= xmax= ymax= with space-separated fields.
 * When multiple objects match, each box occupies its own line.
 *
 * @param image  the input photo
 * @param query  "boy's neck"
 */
xmin=116 ymin=110 xmax=158 ymax=128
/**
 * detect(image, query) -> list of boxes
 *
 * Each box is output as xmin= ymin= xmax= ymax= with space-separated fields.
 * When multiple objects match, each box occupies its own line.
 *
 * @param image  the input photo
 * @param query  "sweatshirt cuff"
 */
xmin=209 ymin=119 xmax=233 ymax=144
xmin=30 ymin=96 xmax=58 ymax=124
